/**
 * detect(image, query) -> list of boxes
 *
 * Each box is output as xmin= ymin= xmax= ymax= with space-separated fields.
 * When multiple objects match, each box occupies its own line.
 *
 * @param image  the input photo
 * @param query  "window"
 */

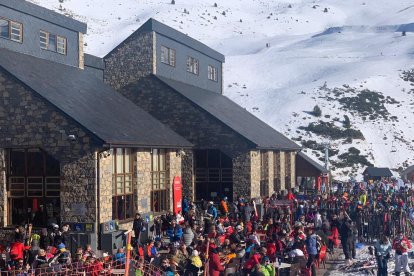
xmin=160 ymin=45 xmax=176 ymax=66
xmin=112 ymin=148 xmax=134 ymax=220
xmin=187 ymin=56 xmax=199 ymax=75
xmin=208 ymin=65 xmax=218 ymax=82
xmin=0 ymin=17 xmax=22 ymax=43
xmin=39 ymin=30 xmax=67 ymax=55
xmin=151 ymin=149 xmax=169 ymax=212
xmin=40 ymin=31 xmax=48 ymax=49
xmin=57 ymin=36 xmax=67 ymax=54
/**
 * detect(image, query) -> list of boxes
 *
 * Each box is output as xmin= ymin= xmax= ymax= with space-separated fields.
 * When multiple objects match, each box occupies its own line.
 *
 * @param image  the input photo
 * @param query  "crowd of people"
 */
xmin=1 ymin=179 xmax=414 ymax=275
xmin=0 ymin=222 xmax=131 ymax=275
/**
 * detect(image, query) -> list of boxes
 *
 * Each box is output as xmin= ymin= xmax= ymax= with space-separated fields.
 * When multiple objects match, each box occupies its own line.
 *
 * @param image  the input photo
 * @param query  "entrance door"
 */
xmin=7 ymin=148 xmax=60 ymax=226
xmin=195 ymin=149 xmax=233 ymax=201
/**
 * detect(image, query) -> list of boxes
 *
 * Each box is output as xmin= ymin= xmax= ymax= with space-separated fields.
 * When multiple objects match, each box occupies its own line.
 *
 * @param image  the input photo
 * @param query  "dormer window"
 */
xmin=40 ymin=30 xmax=67 ymax=55
xmin=160 ymin=45 xmax=176 ymax=66
xmin=187 ymin=56 xmax=199 ymax=75
xmin=208 ymin=65 xmax=218 ymax=82
xmin=0 ymin=17 xmax=23 ymax=43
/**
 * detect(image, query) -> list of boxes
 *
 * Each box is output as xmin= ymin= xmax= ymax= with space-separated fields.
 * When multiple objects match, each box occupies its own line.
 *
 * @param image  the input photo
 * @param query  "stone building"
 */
xmin=0 ymin=0 xmax=191 ymax=246
xmin=1 ymin=0 xmax=302 ymax=246
xmin=104 ymin=19 xmax=301 ymax=201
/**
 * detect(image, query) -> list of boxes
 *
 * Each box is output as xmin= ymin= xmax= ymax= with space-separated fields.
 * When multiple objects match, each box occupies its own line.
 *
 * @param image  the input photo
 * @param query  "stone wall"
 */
xmin=60 ymin=153 xmax=97 ymax=223
xmin=232 ymin=152 xmax=251 ymax=200
xmin=279 ymin=152 xmax=286 ymax=191
xmin=250 ymin=150 xmax=261 ymax=198
xmin=289 ymin=152 xmax=296 ymax=189
xmin=0 ymin=150 xmax=6 ymax=226
xmin=98 ymin=152 xmax=113 ymax=223
xmin=0 ymin=69 xmax=101 ymax=226
xmin=181 ymin=149 xmax=194 ymax=200
xmin=267 ymin=151 xmax=274 ymax=195
xmin=136 ymin=150 xmax=152 ymax=214
xmin=104 ymin=32 xmax=154 ymax=90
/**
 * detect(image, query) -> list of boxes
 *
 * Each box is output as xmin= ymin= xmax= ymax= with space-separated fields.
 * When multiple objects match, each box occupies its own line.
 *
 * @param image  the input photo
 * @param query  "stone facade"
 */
xmin=0 ymin=69 xmax=101 ymax=226
xmin=289 ymin=152 xmax=296 ymax=189
xmin=181 ymin=149 xmax=194 ymax=200
xmin=104 ymin=32 xmax=154 ymax=90
xmin=267 ymin=151 xmax=275 ymax=195
xmin=232 ymin=152 xmax=251 ymax=199
xmin=0 ymin=150 xmax=6 ymax=226
xmin=98 ymin=152 xmax=113 ymax=223
xmin=136 ymin=150 xmax=152 ymax=214
xmin=250 ymin=150 xmax=261 ymax=198
xmin=279 ymin=152 xmax=286 ymax=191
xmin=61 ymin=153 xmax=97 ymax=223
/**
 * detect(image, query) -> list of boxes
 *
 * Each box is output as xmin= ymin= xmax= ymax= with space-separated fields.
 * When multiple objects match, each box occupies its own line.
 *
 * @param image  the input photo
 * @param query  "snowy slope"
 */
xmin=29 ymin=0 xmax=414 ymax=180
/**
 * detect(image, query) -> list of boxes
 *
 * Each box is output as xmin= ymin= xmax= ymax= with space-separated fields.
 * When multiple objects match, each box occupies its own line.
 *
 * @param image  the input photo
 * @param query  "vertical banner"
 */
xmin=173 ymin=176 xmax=182 ymax=215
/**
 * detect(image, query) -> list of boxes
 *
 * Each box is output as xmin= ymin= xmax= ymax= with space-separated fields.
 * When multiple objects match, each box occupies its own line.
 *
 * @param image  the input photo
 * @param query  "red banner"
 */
xmin=173 ymin=176 xmax=182 ymax=215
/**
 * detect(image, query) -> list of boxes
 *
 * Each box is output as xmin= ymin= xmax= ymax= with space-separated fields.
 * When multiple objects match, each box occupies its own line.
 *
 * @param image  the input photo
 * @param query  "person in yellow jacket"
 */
xmin=359 ymin=191 xmax=367 ymax=206
xmin=251 ymin=256 xmax=276 ymax=276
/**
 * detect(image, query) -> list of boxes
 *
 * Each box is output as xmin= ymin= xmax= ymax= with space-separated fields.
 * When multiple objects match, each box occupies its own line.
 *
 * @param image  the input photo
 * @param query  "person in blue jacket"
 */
xmin=166 ymin=220 xmax=183 ymax=244
xmin=305 ymin=228 xmax=318 ymax=276
xmin=182 ymin=197 xmax=189 ymax=216
xmin=207 ymin=201 xmax=218 ymax=220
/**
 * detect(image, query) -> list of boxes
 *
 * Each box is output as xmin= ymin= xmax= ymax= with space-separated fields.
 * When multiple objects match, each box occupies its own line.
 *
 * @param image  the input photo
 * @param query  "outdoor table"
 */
xmin=274 ymin=262 xmax=291 ymax=276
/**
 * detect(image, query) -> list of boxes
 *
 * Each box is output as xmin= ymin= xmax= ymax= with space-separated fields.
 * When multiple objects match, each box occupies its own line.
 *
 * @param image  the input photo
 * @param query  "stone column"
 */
xmin=60 ymin=152 xmax=97 ymax=223
xmin=290 ymin=152 xmax=296 ymax=189
xmin=98 ymin=152 xmax=113 ymax=224
xmin=232 ymin=151 xmax=251 ymax=200
xmin=167 ymin=150 xmax=182 ymax=211
xmin=136 ymin=150 xmax=152 ymax=214
xmin=267 ymin=151 xmax=274 ymax=195
xmin=0 ymin=149 xmax=6 ymax=227
xmin=250 ymin=150 xmax=261 ymax=198
xmin=181 ymin=150 xmax=194 ymax=200
xmin=279 ymin=152 xmax=286 ymax=191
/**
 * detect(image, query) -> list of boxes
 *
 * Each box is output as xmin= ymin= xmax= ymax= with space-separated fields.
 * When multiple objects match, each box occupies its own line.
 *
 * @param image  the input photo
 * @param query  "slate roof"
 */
xmin=84 ymin=54 xmax=105 ymax=70
xmin=105 ymin=18 xmax=225 ymax=62
xmin=401 ymin=165 xmax=414 ymax=176
xmin=297 ymin=152 xmax=329 ymax=173
xmin=0 ymin=0 xmax=87 ymax=33
xmin=363 ymin=167 xmax=393 ymax=177
xmin=0 ymin=48 xmax=192 ymax=148
xmin=155 ymin=75 xmax=301 ymax=150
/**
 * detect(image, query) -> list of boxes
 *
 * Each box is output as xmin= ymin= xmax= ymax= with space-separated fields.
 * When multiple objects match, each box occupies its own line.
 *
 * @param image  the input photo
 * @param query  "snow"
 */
xmin=28 ymin=0 xmax=414 ymax=180
xmin=330 ymin=242 xmax=414 ymax=275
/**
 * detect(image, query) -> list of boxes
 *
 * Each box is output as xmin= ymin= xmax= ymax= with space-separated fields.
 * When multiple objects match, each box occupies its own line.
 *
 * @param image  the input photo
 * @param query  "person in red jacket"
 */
xmin=393 ymin=231 xmax=412 ymax=276
xmin=9 ymin=239 xmax=26 ymax=262
xmin=266 ymin=240 xmax=277 ymax=262
xmin=287 ymin=189 xmax=296 ymax=201
xmin=85 ymin=256 xmax=104 ymax=276
xmin=208 ymin=247 xmax=225 ymax=276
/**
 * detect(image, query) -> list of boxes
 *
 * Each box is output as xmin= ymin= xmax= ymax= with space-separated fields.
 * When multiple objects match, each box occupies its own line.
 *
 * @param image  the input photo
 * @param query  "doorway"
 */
xmin=7 ymin=148 xmax=60 ymax=226
xmin=194 ymin=149 xmax=232 ymax=201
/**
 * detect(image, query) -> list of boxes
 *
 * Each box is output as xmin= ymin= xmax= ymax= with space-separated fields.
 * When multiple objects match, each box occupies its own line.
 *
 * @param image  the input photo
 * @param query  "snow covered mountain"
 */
xmin=30 ymin=0 xmax=414 ymax=180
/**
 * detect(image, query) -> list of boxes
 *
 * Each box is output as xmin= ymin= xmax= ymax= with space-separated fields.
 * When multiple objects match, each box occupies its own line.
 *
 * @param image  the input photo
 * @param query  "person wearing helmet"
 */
xmin=207 ymin=201 xmax=218 ymax=221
